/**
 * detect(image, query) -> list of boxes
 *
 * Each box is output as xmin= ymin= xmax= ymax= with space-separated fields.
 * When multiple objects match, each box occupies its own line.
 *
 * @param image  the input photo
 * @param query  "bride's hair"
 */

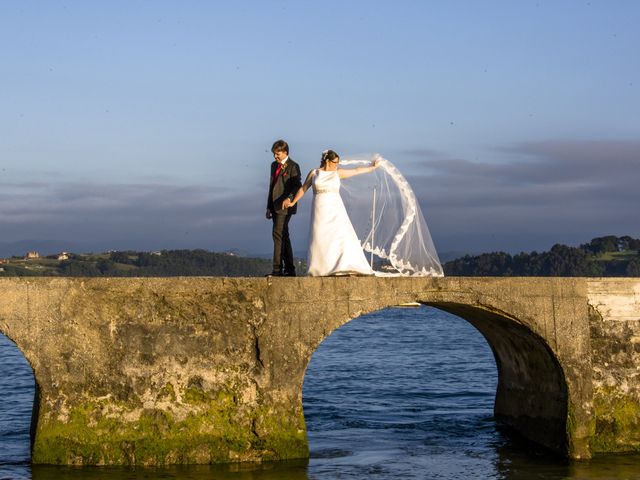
xmin=320 ymin=149 xmax=339 ymax=167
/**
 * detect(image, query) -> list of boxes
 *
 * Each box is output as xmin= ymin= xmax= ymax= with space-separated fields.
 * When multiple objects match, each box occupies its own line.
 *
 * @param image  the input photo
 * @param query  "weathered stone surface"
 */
xmin=0 ymin=276 xmax=638 ymax=464
xmin=587 ymin=279 xmax=640 ymax=453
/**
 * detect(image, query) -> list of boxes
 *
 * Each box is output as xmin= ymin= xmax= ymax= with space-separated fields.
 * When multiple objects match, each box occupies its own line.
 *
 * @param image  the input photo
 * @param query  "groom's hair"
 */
xmin=271 ymin=139 xmax=289 ymax=154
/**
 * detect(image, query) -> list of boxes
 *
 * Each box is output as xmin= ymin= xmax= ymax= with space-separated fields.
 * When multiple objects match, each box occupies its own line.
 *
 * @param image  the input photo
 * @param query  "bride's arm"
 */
xmin=283 ymin=170 xmax=315 ymax=208
xmin=338 ymin=159 xmax=380 ymax=179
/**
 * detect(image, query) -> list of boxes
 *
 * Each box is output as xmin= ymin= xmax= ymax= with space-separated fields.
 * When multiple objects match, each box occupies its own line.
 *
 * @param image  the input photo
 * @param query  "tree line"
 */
xmin=1 ymin=250 xmax=275 ymax=277
xmin=2 ymin=235 xmax=639 ymax=277
xmin=77 ymin=250 xmax=274 ymax=277
xmin=443 ymin=236 xmax=640 ymax=277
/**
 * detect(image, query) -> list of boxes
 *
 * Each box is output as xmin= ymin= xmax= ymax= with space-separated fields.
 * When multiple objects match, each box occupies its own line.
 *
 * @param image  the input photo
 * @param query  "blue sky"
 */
xmin=1 ymin=1 xmax=639 ymax=256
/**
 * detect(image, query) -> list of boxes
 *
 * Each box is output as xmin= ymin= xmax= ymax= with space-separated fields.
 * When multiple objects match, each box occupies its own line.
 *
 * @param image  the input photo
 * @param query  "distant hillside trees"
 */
xmin=54 ymin=250 xmax=275 ymax=277
xmin=105 ymin=249 xmax=273 ymax=276
xmin=580 ymin=235 xmax=640 ymax=254
xmin=2 ymin=236 xmax=638 ymax=278
xmin=626 ymin=257 xmax=640 ymax=276
xmin=444 ymin=235 xmax=640 ymax=277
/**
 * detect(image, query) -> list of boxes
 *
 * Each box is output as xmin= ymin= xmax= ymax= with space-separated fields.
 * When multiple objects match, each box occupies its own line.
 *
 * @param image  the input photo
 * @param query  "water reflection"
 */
xmin=30 ymin=460 xmax=309 ymax=480
xmin=568 ymin=455 xmax=640 ymax=479
xmin=495 ymin=450 xmax=640 ymax=480
xmin=20 ymin=453 xmax=640 ymax=480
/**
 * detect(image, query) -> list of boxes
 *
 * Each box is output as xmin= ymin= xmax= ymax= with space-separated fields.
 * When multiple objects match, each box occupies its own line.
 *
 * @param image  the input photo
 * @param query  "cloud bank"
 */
xmin=406 ymin=139 xmax=640 ymax=252
xmin=0 ymin=180 xmax=284 ymax=254
xmin=1 ymin=139 xmax=638 ymax=256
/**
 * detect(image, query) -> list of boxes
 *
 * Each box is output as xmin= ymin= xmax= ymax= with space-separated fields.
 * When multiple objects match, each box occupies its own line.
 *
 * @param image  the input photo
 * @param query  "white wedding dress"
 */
xmin=307 ymin=169 xmax=374 ymax=276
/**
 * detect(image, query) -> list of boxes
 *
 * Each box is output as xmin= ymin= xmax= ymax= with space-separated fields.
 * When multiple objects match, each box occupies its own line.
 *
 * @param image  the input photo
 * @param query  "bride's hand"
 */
xmin=283 ymin=199 xmax=293 ymax=208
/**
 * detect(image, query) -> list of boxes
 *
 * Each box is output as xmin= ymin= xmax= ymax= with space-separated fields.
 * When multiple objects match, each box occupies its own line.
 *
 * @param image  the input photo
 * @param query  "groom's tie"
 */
xmin=273 ymin=163 xmax=282 ymax=182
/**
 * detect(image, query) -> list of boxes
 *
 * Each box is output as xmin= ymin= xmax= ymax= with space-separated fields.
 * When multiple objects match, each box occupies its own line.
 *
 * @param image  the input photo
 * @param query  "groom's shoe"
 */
xmin=283 ymin=270 xmax=297 ymax=277
xmin=265 ymin=270 xmax=285 ymax=277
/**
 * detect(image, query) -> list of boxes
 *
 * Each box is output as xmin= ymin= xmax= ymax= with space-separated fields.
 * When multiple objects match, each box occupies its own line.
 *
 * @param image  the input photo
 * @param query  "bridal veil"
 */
xmin=340 ymin=154 xmax=443 ymax=277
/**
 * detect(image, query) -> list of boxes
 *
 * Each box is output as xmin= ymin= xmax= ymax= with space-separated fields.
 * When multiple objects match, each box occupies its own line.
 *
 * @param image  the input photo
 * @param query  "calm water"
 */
xmin=2 ymin=307 xmax=640 ymax=479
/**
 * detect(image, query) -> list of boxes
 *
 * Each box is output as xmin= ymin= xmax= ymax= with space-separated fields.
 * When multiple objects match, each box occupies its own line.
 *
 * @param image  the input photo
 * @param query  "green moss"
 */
xmin=182 ymin=387 xmax=209 ymax=404
xmin=251 ymin=406 xmax=308 ymax=461
xmin=156 ymin=383 xmax=177 ymax=402
xmin=591 ymin=386 xmax=640 ymax=453
xmin=565 ymin=400 xmax=595 ymax=459
xmin=32 ymin=393 xmax=309 ymax=466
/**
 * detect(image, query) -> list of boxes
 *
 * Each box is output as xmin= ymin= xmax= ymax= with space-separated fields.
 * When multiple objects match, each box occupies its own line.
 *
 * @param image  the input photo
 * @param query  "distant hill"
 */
xmin=0 ymin=249 xmax=287 ymax=277
xmin=444 ymin=235 xmax=640 ymax=277
xmin=2 ymin=236 xmax=639 ymax=278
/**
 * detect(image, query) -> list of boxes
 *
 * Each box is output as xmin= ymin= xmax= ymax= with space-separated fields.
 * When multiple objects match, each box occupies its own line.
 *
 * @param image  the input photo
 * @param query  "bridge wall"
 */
xmin=0 ymin=277 xmax=638 ymax=465
xmin=588 ymin=279 xmax=640 ymax=453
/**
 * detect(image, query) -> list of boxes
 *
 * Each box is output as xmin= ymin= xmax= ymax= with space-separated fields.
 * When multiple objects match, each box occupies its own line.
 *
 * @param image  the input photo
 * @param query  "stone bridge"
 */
xmin=1 ymin=277 xmax=639 ymax=465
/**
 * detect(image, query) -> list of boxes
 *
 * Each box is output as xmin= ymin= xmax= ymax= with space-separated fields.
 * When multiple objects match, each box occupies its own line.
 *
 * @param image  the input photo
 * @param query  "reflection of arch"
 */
xmin=0 ymin=331 xmax=38 ymax=460
xmin=426 ymin=303 xmax=568 ymax=455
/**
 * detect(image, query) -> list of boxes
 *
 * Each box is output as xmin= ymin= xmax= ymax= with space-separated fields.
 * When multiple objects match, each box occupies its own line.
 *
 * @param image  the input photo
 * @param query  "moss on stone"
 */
xmin=565 ymin=399 xmax=595 ymax=459
xmin=32 ymin=389 xmax=309 ymax=466
xmin=566 ymin=401 xmax=576 ymax=453
xmin=251 ymin=408 xmax=308 ymax=461
xmin=182 ymin=386 xmax=210 ymax=405
xmin=591 ymin=387 xmax=640 ymax=453
xmin=156 ymin=383 xmax=176 ymax=402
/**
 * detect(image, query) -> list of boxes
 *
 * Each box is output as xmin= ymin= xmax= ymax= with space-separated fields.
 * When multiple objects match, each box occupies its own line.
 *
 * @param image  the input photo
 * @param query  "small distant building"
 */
xmin=618 ymin=240 xmax=628 ymax=252
xmin=24 ymin=251 xmax=40 ymax=260
xmin=57 ymin=252 xmax=70 ymax=261
xmin=151 ymin=251 xmax=162 ymax=256
xmin=0 ymin=258 xmax=7 ymax=265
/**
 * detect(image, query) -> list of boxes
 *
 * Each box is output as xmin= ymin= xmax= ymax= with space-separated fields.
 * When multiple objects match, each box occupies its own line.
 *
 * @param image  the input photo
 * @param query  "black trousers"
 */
xmin=272 ymin=211 xmax=295 ymax=274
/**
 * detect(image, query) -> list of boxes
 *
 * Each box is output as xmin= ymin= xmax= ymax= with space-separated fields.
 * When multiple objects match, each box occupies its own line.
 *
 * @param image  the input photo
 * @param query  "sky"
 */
xmin=1 ymin=1 xmax=639 ymax=257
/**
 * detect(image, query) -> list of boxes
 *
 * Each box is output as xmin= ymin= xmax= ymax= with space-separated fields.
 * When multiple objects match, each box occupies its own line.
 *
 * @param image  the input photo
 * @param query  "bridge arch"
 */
xmin=301 ymin=301 xmax=569 ymax=456
xmin=426 ymin=302 xmax=569 ymax=455
xmin=7 ymin=277 xmax=635 ymax=464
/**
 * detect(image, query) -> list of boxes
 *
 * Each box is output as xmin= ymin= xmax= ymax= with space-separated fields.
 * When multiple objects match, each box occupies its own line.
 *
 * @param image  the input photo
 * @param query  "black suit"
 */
xmin=267 ymin=158 xmax=302 ymax=274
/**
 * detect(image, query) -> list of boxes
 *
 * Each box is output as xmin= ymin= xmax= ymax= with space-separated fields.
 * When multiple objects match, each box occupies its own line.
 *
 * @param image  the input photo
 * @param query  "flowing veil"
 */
xmin=340 ymin=154 xmax=444 ymax=277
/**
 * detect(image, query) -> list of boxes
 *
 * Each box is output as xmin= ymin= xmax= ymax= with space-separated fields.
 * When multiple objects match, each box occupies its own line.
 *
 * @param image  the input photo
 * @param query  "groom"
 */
xmin=266 ymin=139 xmax=302 ymax=276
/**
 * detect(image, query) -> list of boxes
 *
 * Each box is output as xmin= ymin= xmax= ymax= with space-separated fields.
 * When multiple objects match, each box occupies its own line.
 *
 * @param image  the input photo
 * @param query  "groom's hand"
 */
xmin=266 ymin=209 xmax=272 ymax=219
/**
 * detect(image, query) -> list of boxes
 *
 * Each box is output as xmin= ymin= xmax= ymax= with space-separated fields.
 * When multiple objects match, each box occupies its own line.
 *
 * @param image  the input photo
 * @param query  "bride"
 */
xmin=285 ymin=149 xmax=444 ymax=277
xmin=283 ymin=149 xmax=379 ymax=276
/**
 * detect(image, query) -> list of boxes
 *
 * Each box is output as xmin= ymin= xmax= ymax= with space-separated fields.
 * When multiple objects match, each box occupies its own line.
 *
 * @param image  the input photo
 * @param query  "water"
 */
xmin=2 ymin=307 xmax=640 ymax=479
xmin=0 ymin=333 xmax=34 ymax=480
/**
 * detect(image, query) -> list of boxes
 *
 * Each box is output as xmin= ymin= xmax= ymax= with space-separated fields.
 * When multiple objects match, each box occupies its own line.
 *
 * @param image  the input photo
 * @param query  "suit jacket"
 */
xmin=267 ymin=158 xmax=302 ymax=215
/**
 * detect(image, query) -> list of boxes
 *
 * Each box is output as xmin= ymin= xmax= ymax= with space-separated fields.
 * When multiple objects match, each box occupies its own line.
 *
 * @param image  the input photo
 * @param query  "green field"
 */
xmin=597 ymin=251 xmax=638 ymax=261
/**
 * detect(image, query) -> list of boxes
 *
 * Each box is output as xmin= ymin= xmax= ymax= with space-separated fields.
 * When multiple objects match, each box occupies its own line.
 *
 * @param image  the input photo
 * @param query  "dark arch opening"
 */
xmin=0 ymin=333 xmax=37 ymax=474
xmin=302 ymin=303 xmax=568 ymax=476
xmin=428 ymin=302 xmax=569 ymax=455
